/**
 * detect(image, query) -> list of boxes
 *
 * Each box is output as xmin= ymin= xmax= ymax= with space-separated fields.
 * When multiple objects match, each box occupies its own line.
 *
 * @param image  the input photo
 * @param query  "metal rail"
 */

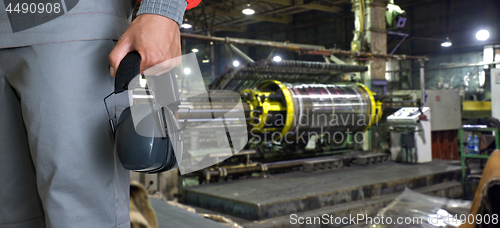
xmin=196 ymin=151 xmax=391 ymax=183
xmin=181 ymin=33 xmax=429 ymax=61
xmin=386 ymin=61 xmax=500 ymax=73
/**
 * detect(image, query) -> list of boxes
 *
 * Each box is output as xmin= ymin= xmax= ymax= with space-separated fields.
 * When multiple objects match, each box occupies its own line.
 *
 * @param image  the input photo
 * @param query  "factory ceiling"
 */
xmin=184 ymin=0 xmax=499 ymax=57
xmin=184 ymin=0 xmax=351 ymax=33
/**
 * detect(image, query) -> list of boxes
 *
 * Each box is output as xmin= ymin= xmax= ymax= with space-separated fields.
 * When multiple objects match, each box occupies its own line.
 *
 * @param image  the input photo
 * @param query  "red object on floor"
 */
xmin=431 ymin=130 xmax=459 ymax=160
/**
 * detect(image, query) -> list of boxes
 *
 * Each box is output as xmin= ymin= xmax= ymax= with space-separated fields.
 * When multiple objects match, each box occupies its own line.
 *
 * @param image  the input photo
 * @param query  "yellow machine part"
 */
xmin=462 ymin=101 xmax=491 ymax=111
xmin=242 ymin=81 xmax=289 ymax=133
xmin=462 ymin=101 xmax=491 ymax=118
xmin=357 ymin=83 xmax=383 ymax=131
xmin=254 ymin=80 xmax=296 ymax=137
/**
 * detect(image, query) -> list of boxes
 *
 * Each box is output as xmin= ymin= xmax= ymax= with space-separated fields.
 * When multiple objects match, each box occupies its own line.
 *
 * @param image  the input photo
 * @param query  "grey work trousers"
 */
xmin=0 ymin=40 xmax=130 ymax=228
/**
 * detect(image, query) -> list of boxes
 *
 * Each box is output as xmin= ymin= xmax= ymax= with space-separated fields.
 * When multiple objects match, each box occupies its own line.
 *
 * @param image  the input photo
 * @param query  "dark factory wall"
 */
xmin=396 ymin=0 xmax=499 ymax=56
xmin=184 ymin=0 xmax=499 ymax=82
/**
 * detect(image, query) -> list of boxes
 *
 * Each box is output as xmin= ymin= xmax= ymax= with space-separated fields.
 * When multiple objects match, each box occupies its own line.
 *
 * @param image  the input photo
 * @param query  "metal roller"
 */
xmin=242 ymin=80 xmax=382 ymax=139
xmin=176 ymin=90 xmax=248 ymax=130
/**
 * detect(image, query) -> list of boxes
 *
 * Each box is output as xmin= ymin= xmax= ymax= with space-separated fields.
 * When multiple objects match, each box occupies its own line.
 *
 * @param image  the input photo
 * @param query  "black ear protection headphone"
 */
xmin=104 ymin=51 xmax=180 ymax=173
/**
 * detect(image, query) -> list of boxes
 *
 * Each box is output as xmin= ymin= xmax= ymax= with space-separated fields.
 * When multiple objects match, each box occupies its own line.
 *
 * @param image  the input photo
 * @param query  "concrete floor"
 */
xmin=183 ymin=160 xmax=462 ymax=222
xmin=150 ymin=198 xmax=229 ymax=228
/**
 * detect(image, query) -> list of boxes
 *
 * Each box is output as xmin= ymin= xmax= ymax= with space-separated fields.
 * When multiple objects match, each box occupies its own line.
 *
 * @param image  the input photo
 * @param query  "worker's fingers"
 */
xmin=134 ymin=30 xmax=166 ymax=73
xmin=143 ymin=41 xmax=182 ymax=76
xmin=138 ymin=34 xmax=182 ymax=76
xmin=170 ymin=40 xmax=182 ymax=66
xmin=138 ymin=46 xmax=165 ymax=74
xmin=143 ymin=56 xmax=182 ymax=76
xmin=160 ymin=38 xmax=183 ymax=72
xmin=109 ymin=37 xmax=133 ymax=77
xmin=111 ymin=14 xmax=182 ymax=77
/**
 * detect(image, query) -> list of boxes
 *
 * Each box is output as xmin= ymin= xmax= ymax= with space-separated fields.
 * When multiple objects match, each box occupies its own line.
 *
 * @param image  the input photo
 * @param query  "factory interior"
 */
xmin=128 ymin=0 xmax=500 ymax=227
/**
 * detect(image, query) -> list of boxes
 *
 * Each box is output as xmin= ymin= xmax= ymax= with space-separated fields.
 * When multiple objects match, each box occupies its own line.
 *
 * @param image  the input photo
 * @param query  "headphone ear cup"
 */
xmin=115 ymin=105 xmax=178 ymax=173
xmin=116 ymin=106 xmax=132 ymax=127
xmin=115 ymin=105 xmax=159 ymax=171
xmin=147 ymin=124 xmax=178 ymax=173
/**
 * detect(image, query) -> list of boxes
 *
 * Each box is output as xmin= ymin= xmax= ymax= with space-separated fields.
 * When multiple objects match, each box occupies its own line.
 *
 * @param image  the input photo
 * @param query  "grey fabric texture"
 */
xmin=0 ymin=0 xmax=133 ymax=49
xmin=137 ymin=0 xmax=187 ymax=27
xmin=0 ymin=0 xmax=186 ymax=49
xmin=0 ymin=40 xmax=130 ymax=228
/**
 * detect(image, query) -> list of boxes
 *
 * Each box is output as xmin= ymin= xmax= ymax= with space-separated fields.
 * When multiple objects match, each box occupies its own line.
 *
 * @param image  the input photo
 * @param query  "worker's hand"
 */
xmin=109 ymin=14 xmax=182 ymax=77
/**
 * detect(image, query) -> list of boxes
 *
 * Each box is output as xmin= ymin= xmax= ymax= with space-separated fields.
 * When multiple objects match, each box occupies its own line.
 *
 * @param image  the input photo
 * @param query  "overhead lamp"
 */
xmin=191 ymin=48 xmax=199 ymax=53
xmin=233 ymin=60 xmax=240 ymax=67
xmin=202 ymin=56 xmax=210 ymax=63
xmin=441 ymin=37 xmax=452 ymax=47
xmin=181 ymin=19 xmax=192 ymax=29
xmin=242 ymin=4 xmax=255 ymax=15
xmin=476 ymin=29 xmax=490 ymax=41
xmin=272 ymin=56 xmax=282 ymax=62
xmin=184 ymin=68 xmax=191 ymax=75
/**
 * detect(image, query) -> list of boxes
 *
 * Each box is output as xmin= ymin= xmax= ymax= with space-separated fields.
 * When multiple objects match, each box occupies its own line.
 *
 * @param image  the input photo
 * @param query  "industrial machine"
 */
xmin=180 ymin=60 xmax=391 ymax=183
xmin=209 ymin=60 xmax=383 ymax=155
xmin=387 ymin=107 xmax=432 ymax=163
xmin=491 ymin=69 xmax=500 ymax=120
xmin=241 ymin=80 xmax=382 ymax=151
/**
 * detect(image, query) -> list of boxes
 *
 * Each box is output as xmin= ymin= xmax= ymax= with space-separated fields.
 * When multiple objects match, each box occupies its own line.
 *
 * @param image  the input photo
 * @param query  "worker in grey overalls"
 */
xmin=0 ymin=0 xmax=196 ymax=227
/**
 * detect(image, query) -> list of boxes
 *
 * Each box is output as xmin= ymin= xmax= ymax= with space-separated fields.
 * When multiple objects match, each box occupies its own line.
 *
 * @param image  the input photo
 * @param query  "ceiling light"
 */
xmin=476 ymin=29 xmax=490 ymax=41
xmin=184 ymin=68 xmax=191 ymax=75
xmin=181 ymin=23 xmax=192 ymax=29
xmin=272 ymin=56 xmax=282 ymax=62
xmin=181 ymin=19 xmax=192 ymax=29
xmin=242 ymin=4 xmax=255 ymax=15
xmin=192 ymin=48 xmax=199 ymax=53
xmin=203 ymin=55 xmax=210 ymax=63
xmin=441 ymin=37 xmax=452 ymax=47
xmin=233 ymin=60 xmax=240 ymax=67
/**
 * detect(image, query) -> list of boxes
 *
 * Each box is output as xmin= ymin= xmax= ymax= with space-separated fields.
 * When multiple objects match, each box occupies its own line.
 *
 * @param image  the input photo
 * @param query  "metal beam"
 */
xmin=261 ymin=5 xmax=297 ymax=15
xmin=193 ymin=23 xmax=247 ymax=33
xmin=257 ymin=0 xmax=293 ymax=5
xmin=214 ymin=16 xmax=291 ymax=28
xmin=180 ymin=33 xmax=429 ymax=60
xmin=245 ymin=14 xmax=292 ymax=23
xmin=185 ymin=0 xmax=342 ymax=32
xmin=237 ymin=20 xmax=267 ymax=26
xmin=259 ymin=0 xmax=343 ymax=13
xmin=202 ymin=7 xmax=292 ymax=24
xmin=212 ymin=26 xmax=247 ymax=33
xmin=298 ymin=3 xmax=343 ymax=13
xmin=282 ymin=8 xmax=311 ymax=15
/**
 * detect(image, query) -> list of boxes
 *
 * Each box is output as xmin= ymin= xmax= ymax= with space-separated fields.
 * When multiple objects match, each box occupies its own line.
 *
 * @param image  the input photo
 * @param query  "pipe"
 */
xmin=229 ymin=44 xmax=255 ymax=63
xmin=210 ymin=41 xmax=215 ymax=81
xmin=386 ymin=61 xmax=500 ymax=73
xmin=390 ymin=35 xmax=407 ymax=55
xmin=180 ymin=33 xmax=429 ymax=61
xmin=420 ymin=61 xmax=425 ymax=107
xmin=201 ymin=158 xmax=306 ymax=179
xmin=387 ymin=31 xmax=409 ymax=37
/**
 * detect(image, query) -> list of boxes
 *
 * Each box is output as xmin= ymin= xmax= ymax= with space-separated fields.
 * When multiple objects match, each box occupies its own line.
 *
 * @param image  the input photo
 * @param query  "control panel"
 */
xmin=387 ymin=107 xmax=430 ymax=125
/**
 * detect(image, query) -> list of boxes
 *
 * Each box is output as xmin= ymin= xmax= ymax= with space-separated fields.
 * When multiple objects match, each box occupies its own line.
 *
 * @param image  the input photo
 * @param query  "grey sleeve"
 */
xmin=137 ymin=0 xmax=188 ymax=28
